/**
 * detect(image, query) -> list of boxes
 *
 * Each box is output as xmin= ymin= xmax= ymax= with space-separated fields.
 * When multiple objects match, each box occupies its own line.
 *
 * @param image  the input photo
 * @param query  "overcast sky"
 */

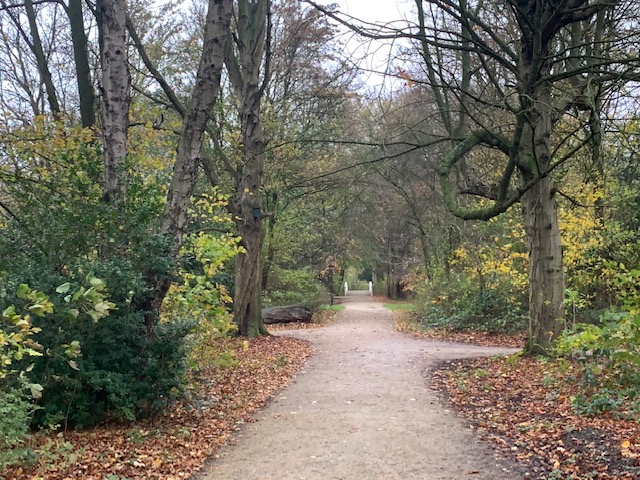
xmin=333 ymin=0 xmax=412 ymax=23
xmin=330 ymin=0 xmax=414 ymax=93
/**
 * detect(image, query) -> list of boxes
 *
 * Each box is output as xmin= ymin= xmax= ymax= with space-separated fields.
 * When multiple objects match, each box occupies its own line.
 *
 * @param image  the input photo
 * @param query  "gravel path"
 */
xmin=198 ymin=295 xmax=522 ymax=480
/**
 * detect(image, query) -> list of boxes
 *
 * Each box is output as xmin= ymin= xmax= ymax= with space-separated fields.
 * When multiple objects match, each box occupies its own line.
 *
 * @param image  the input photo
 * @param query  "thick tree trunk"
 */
xmin=515 ymin=8 xmax=566 ymax=354
xmin=227 ymin=0 xmax=271 ymax=337
xmin=523 ymin=177 xmax=565 ymax=354
xmin=67 ymin=0 xmax=96 ymax=127
xmin=99 ymin=0 xmax=130 ymax=203
xmin=233 ymin=102 xmax=267 ymax=337
xmin=235 ymin=218 xmax=263 ymax=336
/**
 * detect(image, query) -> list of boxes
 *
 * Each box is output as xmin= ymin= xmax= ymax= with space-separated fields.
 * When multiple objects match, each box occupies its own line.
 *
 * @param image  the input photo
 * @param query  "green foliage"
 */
xmin=0 ymin=389 xmax=36 ymax=469
xmin=557 ymin=271 xmax=640 ymax=418
xmin=383 ymin=303 xmax=415 ymax=311
xmin=319 ymin=304 xmax=345 ymax=311
xmin=415 ymin=273 xmax=528 ymax=334
xmin=0 ymin=127 xmax=194 ymax=428
xmin=263 ymin=267 xmax=327 ymax=309
xmin=0 ymin=280 xmax=109 ymax=467
xmin=0 ymin=284 xmax=54 ymax=469
xmin=163 ymin=232 xmax=241 ymax=337
xmin=1 ymin=288 xmax=46 ymax=381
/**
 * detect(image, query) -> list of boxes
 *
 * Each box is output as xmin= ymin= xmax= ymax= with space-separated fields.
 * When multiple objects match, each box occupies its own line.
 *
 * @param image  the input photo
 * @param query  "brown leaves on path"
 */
xmin=431 ymin=356 xmax=640 ymax=479
xmin=3 ymin=335 xmax=311 ymax=480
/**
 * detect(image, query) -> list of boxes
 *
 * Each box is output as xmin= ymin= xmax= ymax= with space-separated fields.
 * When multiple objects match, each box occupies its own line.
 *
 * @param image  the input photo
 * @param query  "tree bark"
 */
xmin=67 ymin=0 xmax=96 ymax=127
xmin=161 ymin=0 xmax=232 ymax=243
xmin=233 ymin=106 xmax=268 ymax=336
xmin=227 ymin=0 xmax=271 ymax=337
xmin=515 ymin=3 xmax=566 ymax=353
xmin=523 ymin=177 xmax=565 ymax=353
xmin=98 ymin=0 xmax=130 ymax=203
xmin=235 ymin=218 xmax=263 ymax=336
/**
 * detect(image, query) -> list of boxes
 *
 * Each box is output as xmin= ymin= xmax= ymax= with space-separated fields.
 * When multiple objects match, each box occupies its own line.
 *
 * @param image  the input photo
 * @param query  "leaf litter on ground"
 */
xmin=431 ymin=355 xmax=640 ymax=479
xmin=394 ymin=310 xmax=525 ymax=348
xmin=3 ymin=335 xmax=312 ymax=480
xmin=394 ymin=310 xmax=640 ymax=478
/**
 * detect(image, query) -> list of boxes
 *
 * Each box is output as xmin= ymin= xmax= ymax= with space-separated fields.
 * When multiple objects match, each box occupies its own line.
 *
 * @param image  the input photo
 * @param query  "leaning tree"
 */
xmin=308 ymin=0 xmax=640 ymax=353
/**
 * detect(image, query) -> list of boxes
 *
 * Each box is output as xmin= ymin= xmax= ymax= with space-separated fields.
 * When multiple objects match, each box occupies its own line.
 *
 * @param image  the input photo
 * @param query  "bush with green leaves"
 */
xmin=0 ymin=128 xmax=196 ymax=428
xmin=415 ymin=273 xmax=528 ymax=334
xmin=0 ymin=285 xmax=51 ymax=468
xmin=556 ymin=271 xmax=640 ymax=418
xmin=263 ymin=267 xmax=328 ymax=309
xmin=0 ymin=388 xmax=36 ymax=469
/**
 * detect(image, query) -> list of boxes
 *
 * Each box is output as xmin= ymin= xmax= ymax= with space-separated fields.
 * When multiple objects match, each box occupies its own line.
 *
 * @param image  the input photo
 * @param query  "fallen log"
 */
xmin=262 ymin=305 xmax=313 ymax=324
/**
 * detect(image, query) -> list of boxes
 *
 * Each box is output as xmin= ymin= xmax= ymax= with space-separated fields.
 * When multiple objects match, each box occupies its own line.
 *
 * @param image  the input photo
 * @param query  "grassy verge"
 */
xmin=383 ymin=303 xmax=415 ymax=311
xmin=394 ymin=310 xmax=525 ymax=348
xmin=319 ymin=304 xmax=345 ymax=311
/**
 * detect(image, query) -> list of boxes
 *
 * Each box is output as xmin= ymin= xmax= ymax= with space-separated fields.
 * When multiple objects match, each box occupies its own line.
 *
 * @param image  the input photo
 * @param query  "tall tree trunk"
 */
xmin=235 ymin=216 xmax=263 ymax=337
xmin=23 ymin=0 xmax=60 ymax=117
xmin=98 ymin=0 xmax=129 ymax=203
xmin=161 ymin=0 xmax=232 ymax=243
xmin=417 ymin=228 xmax=432 ymax=281
xmin=67 ymin=0 xmax=96 ymax=127
xmin=517 ymin=24 xmax=565 ymax=353
xmin=523 ymin=177 xmax=565 ymax=353
xmin=261 ymin=211 xmax=277 ymax=291
xmin=226 ymin=0 xmax=271 ymax=337
xmin=233 ymin=90 xmax=268 ymax=337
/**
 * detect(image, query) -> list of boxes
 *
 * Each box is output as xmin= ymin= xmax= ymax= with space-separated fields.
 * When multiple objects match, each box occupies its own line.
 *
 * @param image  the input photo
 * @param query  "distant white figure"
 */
xmin=344 ymin=282 xmax=349 ymax=296
xmin=369 ymin=281 xmax=373 ymax=296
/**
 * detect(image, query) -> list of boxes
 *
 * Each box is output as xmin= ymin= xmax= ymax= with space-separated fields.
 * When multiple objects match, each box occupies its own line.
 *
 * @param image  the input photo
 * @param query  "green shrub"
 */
xmin=0 ymin=285 xmax=53 ymax=469
xmin=0 ymin=389 xmax=36 ymax=469
xmin=263 ymin=267 xmax=327 ymax=309
xmin=0 ymin=123 xmax=239 ymax=432
xmin=415 ymin=273 xmax=527 ymax=334
xmin=556 ymin=305 xmax=640 ymax=418
xmin=0 ymin=137 xmax=194 ymax=428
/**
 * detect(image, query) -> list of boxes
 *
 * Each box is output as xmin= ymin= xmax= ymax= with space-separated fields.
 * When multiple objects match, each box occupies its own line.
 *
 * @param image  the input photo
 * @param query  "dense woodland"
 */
xmin=1 ymin=0 xmax=640 ymax=476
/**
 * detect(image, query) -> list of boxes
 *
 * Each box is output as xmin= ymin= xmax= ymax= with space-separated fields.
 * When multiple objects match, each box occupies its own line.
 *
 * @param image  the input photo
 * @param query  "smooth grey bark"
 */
xmin=161 ymin=0 xmax=232 ymax=242
xmin=98 ymin=0 xmax=130 ymax=203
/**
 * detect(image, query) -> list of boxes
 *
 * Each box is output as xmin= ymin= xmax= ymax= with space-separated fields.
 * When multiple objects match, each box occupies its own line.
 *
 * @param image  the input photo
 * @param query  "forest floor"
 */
xmin=5 ymin=299 xmax=638 ymax=479
xmin=3 ymin=329 xmax=316 ymax=479
xmin=398 ymin=311 xmax=640 ymax=479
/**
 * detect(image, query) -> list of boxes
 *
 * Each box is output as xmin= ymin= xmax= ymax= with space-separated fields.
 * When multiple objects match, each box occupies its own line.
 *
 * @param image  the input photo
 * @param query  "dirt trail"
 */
xmin=197 ymin=295 xmax=522 ymax=480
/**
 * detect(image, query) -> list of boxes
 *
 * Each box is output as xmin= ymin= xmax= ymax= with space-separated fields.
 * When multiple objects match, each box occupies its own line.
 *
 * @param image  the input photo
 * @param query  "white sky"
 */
xmin=331 ymin=0 xmax=414 ymax=93
xmin=334 ymin=0 xmax=412 ymax=23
